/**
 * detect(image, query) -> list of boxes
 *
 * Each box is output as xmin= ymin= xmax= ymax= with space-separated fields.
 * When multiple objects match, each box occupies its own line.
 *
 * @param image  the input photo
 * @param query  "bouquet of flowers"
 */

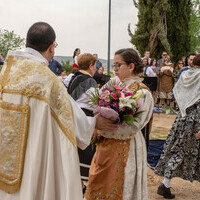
xmin=88 ymin=80 xmax=143 ymax=125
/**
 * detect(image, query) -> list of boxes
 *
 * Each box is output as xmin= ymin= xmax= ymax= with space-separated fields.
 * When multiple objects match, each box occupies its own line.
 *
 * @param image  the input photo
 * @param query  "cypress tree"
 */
xmin=128 ymin=0 xmax=197 ymax=63
xmin=189 ymin=0 xmax=200 ymax=52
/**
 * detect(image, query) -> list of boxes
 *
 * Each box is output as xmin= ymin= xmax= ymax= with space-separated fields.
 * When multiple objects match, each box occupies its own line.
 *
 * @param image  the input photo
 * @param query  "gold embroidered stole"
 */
xmin=0 ymin=57 xmax=30 ymax=193
xmin=0 ymin=55 xmax=76 ymax=194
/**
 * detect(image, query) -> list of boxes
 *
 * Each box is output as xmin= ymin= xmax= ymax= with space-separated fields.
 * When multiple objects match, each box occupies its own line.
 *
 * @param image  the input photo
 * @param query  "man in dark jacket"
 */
xmin=48 ymin=58 xmax=63 ymax=75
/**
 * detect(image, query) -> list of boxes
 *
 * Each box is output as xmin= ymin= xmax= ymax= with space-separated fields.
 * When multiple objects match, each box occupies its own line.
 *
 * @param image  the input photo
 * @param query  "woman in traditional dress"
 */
xmin=85 ymin=48 xmax=154 ymax=200
xmin=155 ymin=54 xmax=200 ymax=199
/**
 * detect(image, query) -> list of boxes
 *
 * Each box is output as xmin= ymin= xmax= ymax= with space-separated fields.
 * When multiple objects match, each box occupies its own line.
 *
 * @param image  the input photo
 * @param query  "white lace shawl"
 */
xmin=173 ymin=68 xmax=200 ymax=117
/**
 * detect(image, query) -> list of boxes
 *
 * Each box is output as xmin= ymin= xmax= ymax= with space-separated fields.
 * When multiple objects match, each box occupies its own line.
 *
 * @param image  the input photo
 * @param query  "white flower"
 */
xmin=119 ymin=93 xmax=136 ymax=109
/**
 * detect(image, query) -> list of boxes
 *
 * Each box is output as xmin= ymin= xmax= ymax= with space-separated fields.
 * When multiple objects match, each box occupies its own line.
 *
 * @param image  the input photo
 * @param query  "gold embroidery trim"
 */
xmin=2 ymin=89 xmax=50 ymax=104
xmin=0 ymin=101 xmax=30 ymax=194
xmin=1 ymin=56 xmax=14 ymax=89
xmin=1 ymin=88 xmax=77 ymax=149
xmin=51 ymin=109 xmax=77 ymax=150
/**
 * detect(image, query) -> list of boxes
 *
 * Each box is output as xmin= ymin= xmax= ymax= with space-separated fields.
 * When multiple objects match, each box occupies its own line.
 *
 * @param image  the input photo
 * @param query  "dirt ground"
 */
xmin=148 ymin=113 xmax=200 ymax=200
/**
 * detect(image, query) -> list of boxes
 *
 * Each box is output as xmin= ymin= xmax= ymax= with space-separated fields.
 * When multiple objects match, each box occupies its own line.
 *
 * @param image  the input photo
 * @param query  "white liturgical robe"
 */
xmin=0 ymin=48 xmax=95 ymax=200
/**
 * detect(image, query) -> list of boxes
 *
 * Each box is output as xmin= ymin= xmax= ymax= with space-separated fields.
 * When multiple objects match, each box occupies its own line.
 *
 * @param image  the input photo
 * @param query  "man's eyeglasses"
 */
xmin=113 ymin=62 xmax=127 ymax=69
xmin=162 ymin=54 xmax=167 ymax=56
xmin=54 ymin=42 xmax=58 ymax=48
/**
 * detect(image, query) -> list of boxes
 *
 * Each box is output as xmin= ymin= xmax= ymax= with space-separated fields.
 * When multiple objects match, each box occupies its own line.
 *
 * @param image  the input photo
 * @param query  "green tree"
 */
xmin=189 ymin=0 xmax=200 ymax=52
xmin=61 ymin=60 xmax=72 ymax=75
xmin=0 ymin=29 xmax=25 ymax=58
xmin=128 ymin=0 xmax=197 ymax=63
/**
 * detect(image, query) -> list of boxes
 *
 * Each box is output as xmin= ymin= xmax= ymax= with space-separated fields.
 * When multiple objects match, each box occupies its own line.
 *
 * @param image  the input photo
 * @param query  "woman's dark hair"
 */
xmin=115 ymin=48 xmax=143 ymax=75
xmin=193 ymin=54 xmax=200 ymax=67
xmin=26 ymin=22 xmax=56 ymax=52
xmin=73 ymin=48 xmax=80 ymax=58
xmin=150 ymin=58 xmax=157 ymax=66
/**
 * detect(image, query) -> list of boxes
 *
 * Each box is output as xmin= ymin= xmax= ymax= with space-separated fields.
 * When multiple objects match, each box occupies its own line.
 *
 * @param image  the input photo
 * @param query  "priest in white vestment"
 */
xmin=0 ymin=22 xmax=118 ymax=200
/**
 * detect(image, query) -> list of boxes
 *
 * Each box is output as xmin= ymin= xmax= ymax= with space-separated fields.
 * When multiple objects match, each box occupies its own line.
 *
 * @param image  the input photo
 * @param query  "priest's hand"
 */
xmin=95 ymin=114 xmax=119 ymax=132
xmin=196 ymin=131 xmax=200 ymax=139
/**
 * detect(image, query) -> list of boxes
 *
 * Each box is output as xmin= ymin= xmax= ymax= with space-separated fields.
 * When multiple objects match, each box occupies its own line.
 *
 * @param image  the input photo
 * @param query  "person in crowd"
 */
xmin=97 ymin=66 xmax=104 ymax=74
xmin=145 ymin=58 xmax=158 ymax=102
xmin=155 ymin=54 xmax=200 ymax=199
xmin=173 ymin=60 xmax=184 ymax=83
xmin=0 ymin=54 xmax=5 ymax=65
xmin=157 ymin=51 xmax=168 ymax=69
xmin=85 ymin=48 xmax=154 ymax=200
xmin=177 ymin=53 xmax=196 ymax=80
xmin=157 ymin=56 xmax=174 ymax=107
xmin=146 ymin=59 xmax=157 ymax=77
xmin=0 ymin=22 xmax=118 ymax=200
xmin=181 ymin=56 xmax=186 ymax=66
xmin=143 ymin=58 xmax=149 ymax=77
xmin=93 ymin=54 xmax=103 ymax=70
xmin=67 ymin=53 xmax=99 ymax=193
xmin=149 ymin=58 xmax=158 ymax=74
xmin=142 ymin=50 xmax=151 ymax=65
xmin=64 ymin=68 xmax=79 ymax=87
xmin=58 ymin=68 xmax=67 ymax=83
xmin=142 ymin=58 xmax=153 ymax=95
xmin=155 ymin=51 xmax=167 ymax=106
xmin=172 ymin=60 xmax=184 ymax=110
xmin=93 ymin=66 xmax=110 ymax=88
xmin=71 ymin=48 xmax=80 ymax=71
xmin=48 ymin=57 xmax=63 ymax=75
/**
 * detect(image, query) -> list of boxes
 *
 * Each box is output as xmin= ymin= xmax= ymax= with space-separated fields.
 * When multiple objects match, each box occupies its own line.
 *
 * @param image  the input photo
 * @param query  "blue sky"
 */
xmin=1 ymin=0 xmax=138 ymax=59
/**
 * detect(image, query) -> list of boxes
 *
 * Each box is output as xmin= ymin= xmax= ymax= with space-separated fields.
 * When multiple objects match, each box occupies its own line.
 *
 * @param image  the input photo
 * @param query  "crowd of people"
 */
xmin=141 ymin=50 xmax=199 ymax=111
xmin=51 ymin=48 xmax=199 ymax=115
xmin=0 ymin=21 xmax=199 ymax=200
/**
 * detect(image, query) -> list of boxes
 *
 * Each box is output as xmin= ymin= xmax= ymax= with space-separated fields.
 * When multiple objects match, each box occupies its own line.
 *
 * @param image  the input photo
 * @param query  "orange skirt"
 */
xmin=85 ymin=137 xmax=130 ymax=200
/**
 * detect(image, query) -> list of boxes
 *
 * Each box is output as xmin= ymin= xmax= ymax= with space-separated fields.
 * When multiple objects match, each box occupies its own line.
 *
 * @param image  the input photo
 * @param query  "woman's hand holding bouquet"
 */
xmin=88 ymin=80 xmax=144 ymax=143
